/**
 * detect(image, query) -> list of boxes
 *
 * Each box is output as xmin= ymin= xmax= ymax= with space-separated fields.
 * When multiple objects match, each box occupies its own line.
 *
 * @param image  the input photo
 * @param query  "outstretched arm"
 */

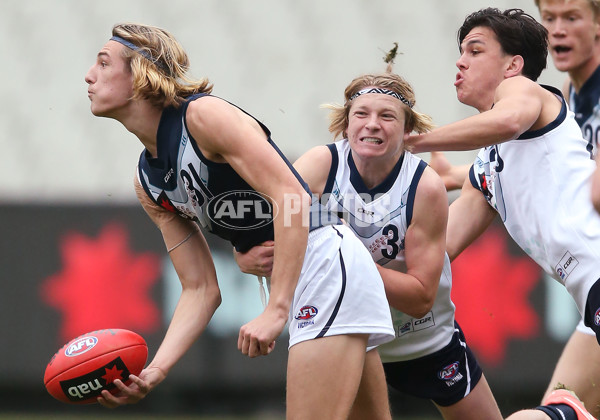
xmin=186 ymin=96 xmax=309 ymax=358
xmin=406 ymin=77 xmax=551 ymax=153
xmin=99 ymin=177 xmax=221 ymax=408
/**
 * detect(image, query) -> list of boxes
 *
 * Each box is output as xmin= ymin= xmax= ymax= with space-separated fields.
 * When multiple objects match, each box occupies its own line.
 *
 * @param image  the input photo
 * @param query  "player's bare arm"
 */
xmin=376 ymin=166 xmax=447 ymax=318
xmin=233 ymin=145 xmax=332 ymax=276
xmin=293 ymin=145 xmax=333 ymax=197
xmin=186 ymin=96 xmax=309 ymax=357
xmin=98 ymin=178 xmax=222 ymax=408
xmin=406 ymin=77 xmax=559 ymax=153
xmin=446 ymin=175 xmax=497 ymax=262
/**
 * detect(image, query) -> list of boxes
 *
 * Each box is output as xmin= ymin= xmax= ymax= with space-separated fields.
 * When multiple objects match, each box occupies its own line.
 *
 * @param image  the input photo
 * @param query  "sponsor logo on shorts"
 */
xmin=65 ymin=336 xmax=98 ymax=357
xmin=295 ymin=305 xmax=318 ymax=320
xmin=438 ymin=361 xmax=464 ymax=387
xmin=595 ymin=308 xmax=600 ymax=327
xmin=295 ymin=305 xmax=318 ymax=329
xmin=555 ymin=251 xmax=579 ymax=281
xmin=438 ymin=362 xmax=460 ymax=380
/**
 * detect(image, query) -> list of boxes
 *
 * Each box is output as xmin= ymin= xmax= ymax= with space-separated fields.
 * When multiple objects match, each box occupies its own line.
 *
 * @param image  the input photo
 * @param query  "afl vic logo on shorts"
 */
xmin=438 ymin=361 xmax=464 ymax=387
xmin=595 ymin=308 xmax=600 ymax=327
xmin=295 ymin=305 xmax=318 ymax=329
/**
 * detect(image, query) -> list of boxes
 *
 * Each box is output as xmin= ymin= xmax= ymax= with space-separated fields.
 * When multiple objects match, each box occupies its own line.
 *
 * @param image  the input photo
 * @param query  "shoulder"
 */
xmin=186 ymin=95 xmax=234 ymax=124
xmin=293 ymin=145 xmax=334 ymax=196
xmin=416 ymin=165 xmax=449 ymax=205
xmin=295 ymin=145 xmax=333 ymax=167
xmin=497 ymin=76 xmax=542 ymax=97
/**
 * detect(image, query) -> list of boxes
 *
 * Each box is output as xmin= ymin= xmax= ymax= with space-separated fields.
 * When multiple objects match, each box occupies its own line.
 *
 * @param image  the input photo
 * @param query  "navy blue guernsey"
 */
xmin=569 ymin=66 xmax=600 ymax=158
xmin=137 ymin=93 xmax=339 ymax=252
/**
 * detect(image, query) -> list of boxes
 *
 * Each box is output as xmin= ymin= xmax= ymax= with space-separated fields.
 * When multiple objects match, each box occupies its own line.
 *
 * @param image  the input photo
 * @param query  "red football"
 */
xmin=44 ymin=329 xmax=148 ymax=404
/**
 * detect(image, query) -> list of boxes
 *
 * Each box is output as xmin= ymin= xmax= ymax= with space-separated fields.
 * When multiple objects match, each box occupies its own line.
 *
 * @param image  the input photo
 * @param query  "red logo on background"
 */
xmin=41 ymin=223 xmax=161 ymax=342
xmin=451 ymin=227 xmax=541 ymax=367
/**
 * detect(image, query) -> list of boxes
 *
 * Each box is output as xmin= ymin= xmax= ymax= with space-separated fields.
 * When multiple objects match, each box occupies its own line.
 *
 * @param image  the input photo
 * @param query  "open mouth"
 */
xmin=553 ymin=45 xmax=572 ymax=54
xmin=361 ymin=137 xmax=383 ymax=145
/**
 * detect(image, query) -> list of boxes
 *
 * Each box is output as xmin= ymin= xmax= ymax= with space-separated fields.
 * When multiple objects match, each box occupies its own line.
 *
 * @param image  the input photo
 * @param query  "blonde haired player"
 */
xmin=85 ymin=22 xmax=394 ymax=419
xmin=236 ymin=48 xmax=503 ymax=420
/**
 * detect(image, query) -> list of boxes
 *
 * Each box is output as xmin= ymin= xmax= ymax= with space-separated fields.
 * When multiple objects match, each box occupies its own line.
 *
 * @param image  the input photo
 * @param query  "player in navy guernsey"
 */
xmin=235 ymin=55 xmax=503 ymax=419
xmin=407 ymin=8 xmax=599 ymax=420
xmin=85 ymin=23 xmax=393 ymax=418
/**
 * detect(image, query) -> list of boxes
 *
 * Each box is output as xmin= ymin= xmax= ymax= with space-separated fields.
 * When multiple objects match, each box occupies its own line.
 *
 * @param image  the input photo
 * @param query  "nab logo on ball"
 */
xmin=207 ymin=190 xmax=276 ymax=230
xmin=295 ymin=305 xmax=318 ymax=320
xmin=60 ymin=357 xmax=130 ymax=402
xmin=65 ymin=336 xmax=98 ymax=357
xmin=44 ymin=329 xmax=148 ymax=404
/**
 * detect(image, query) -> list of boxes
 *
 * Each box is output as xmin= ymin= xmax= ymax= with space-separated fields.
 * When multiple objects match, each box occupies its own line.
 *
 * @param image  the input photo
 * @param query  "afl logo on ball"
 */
xmin=65 ymin=336 xmax=98 ymax=357
xmin=295 ymin=305 xmax=318 ymax=320
xmin=438 ymin=362 xmax=460 ymax=380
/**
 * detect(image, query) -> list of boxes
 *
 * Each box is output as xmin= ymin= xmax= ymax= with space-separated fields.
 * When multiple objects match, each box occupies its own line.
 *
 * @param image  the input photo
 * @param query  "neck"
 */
xmin=351 ymin=151 xmax=401 ymax=189
xmin=117 ymin=101 xmax=163 ymax=157
xmin=569 ymin=46 xmax=600 ymax=93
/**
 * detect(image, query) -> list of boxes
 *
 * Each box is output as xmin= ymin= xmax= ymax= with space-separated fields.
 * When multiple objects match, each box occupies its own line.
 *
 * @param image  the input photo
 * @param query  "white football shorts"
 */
xmin=288 ymin=224 xmax=394 ymax=349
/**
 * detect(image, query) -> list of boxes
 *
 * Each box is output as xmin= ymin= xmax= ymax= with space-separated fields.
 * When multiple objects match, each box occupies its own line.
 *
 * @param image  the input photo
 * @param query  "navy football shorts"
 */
xmin=383 ymin=322 xmax=483 ymax=407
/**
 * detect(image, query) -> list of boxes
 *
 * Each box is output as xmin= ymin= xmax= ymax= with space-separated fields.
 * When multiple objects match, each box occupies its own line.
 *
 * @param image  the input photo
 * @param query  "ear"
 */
xmin=505 ymin=55 xmax=524 ymax=78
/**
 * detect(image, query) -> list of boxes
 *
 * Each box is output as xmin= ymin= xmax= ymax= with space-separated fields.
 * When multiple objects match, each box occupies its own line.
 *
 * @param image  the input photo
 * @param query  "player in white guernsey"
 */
xmin=85 ymin=23 xmax=395 ymax=418
xmin=430 ymin=2 xmax=600 ymax=415
xmin=407 ymin=8 xmax=599 ymax=420
xmin=235 ymin=63 xmax=502 ymax=418
xmin=594 ymin=155 xmax=600 ymax=212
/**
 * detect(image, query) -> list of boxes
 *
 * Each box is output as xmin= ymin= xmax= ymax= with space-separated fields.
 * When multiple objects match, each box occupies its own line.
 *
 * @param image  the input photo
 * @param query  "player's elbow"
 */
xmin=207 ymin=283 xmax=222 ymax=312
xmin=409 ymin=295 xmax=435 ymax=319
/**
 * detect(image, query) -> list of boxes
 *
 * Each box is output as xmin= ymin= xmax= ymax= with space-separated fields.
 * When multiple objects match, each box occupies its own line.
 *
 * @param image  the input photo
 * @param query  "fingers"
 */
xmin=96 ymin=375 xmax=148 ymax=408
xmin=238 ymin=326 xmax=275 ymax=358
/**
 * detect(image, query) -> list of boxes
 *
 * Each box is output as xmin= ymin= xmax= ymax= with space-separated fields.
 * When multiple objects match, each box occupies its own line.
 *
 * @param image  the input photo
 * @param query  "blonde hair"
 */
xmin=534 ymin=0 xmax=600 ymax=17
xmin=323 ymin=44 xmax=434 ymax=139
xmin=112 ymin=23 xmax=213 ymax=108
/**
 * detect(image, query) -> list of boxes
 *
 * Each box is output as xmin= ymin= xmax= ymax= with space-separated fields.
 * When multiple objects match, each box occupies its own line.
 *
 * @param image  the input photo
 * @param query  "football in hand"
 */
xmin=43 ymin=329 xmax=148 ymax=404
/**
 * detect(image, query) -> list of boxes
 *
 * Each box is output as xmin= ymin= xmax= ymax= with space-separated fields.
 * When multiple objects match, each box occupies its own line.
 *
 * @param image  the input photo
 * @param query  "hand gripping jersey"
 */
xmin=470 ymin=85 xmax=600 ymax=316
xmin=137 ymin=93 xmax=339 ymax=252
xmin=568 ymin=65 xmax=600 ymax=159
xmin=322 ymin=140 xmax=456 ymax=361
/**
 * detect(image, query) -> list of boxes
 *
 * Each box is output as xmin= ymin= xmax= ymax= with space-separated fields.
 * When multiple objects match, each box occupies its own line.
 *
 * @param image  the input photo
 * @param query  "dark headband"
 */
xmin=110 ymin=35 xmax=168 ymax=72
xmin=350 ymin=87 xmax=413 ymax=108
